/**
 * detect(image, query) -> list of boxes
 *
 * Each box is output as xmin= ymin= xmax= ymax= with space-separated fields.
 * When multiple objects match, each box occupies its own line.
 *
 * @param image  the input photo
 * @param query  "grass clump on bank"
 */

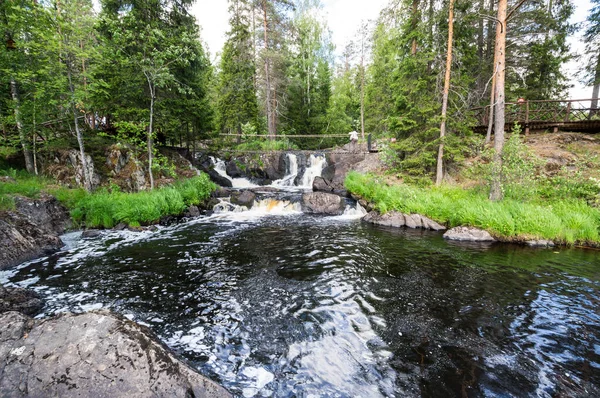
xmin=0 ymin=168 xmax=216 ymax=228
xmin=68 ymin=174 xmax=216 ymax=228
xmin=345 ymin=171 xmax=600 ymax=245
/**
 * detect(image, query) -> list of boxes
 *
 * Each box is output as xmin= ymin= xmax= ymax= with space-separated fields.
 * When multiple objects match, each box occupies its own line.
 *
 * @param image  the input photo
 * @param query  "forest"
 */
xmin=1 ymin=0 xmax=599 ymax=194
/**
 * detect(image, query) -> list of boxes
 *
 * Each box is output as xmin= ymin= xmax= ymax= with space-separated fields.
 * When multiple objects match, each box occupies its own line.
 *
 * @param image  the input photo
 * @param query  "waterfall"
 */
xmin=212 ymin=198 xmax=302 ymax=218
xmin=272 ymin=154 xmax=299 ymax=187
xmin=299 ymin=155 xmax=327 ymax=188
xmin=210 ymin=157 xmax=258 ymax=188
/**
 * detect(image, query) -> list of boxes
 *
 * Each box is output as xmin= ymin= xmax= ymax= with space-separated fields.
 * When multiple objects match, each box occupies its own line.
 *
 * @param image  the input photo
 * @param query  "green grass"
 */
xmin=68 ymin=174 xmax=216 ymax=228
xmin=346 ymin=172 xmax=600 ymax=245
xmin=0 ymin=168 xmax=216 ymax=228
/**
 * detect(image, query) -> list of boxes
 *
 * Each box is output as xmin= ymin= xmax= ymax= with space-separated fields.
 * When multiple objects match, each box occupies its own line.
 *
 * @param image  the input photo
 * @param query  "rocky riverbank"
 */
xmin=0 ymin=195 xmax=71 ymax=270
xmin=0 ymin=309 xmax=231 ymax=397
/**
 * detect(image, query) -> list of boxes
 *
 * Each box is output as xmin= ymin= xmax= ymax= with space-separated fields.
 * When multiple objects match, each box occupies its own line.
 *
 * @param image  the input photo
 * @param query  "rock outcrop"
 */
xmin=0 ymin=195 xmax=71 ymax=270
xmin=302 ymin=192 xmax=345 ymax=215
xmin=443 ymin=227 xmax=496 ymax=242
xmin=363 ymin=211 xmax=446 ymax=231
xmin=231 ymin=190 xmax=256 ymax=208
xmin=0 ymin=310 xmax=231 ymax=398
xmin=0 ymin=286 xmax=44 ymax=316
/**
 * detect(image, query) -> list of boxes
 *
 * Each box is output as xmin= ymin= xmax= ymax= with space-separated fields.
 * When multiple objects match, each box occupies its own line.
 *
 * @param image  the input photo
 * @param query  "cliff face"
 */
xmin=0 ymin=194 xmax=71 ymax=270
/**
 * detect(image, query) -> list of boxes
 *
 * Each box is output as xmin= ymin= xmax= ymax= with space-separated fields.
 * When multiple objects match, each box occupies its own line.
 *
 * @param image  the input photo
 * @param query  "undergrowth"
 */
xmin=346 ymin=171 xmax=600 ymax=245
xmin=68 ymin=174 xmax=216 ymax=228
xmin=0 ymin=168 xmax=216 ymax=228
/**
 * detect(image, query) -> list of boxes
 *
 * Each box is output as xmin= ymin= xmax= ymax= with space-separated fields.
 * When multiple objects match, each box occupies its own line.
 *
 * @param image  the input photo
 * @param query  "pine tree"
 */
xmin=217 ymin=0 xmax=259 ymax=135
xmin=285 ymin=1 xmax=333 ymax=143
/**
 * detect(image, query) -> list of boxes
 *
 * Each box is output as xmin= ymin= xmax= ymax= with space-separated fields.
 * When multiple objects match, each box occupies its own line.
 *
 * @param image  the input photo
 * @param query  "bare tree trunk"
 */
xmin=411 ymin=0 xmax=419 ymax=56
xmin=489 ymin=0 xmax=507 ymax=201
xmin=10 ymin=78 xmax=35 ymax=173
xmin=436 ymin=0 xmax=455 ymax=186
xmin=146 ymin=74 xmax=155 ymax=190
xmin=66 ymin=63 xmax=92 ymax=191
xmin=485 ymin=64 xmax=497 ymax=144
xmin=591 ymin=52 xmax=600 ymax=117
xmin=262 ymin=1 xmax=274 ymax=138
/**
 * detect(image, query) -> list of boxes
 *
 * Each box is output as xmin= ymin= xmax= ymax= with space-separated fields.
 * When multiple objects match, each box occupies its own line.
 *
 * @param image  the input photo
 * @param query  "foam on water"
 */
xmin=210 ymin=157 xmax=258 ymax=188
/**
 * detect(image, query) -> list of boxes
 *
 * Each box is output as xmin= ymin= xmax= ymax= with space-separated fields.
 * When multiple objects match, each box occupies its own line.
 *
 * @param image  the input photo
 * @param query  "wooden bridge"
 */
xmin=473 ymin=98 xmax=600 ymax=134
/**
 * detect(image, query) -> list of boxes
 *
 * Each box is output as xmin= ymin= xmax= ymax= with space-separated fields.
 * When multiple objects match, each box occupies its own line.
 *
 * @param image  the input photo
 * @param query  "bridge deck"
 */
xmin=473 ymin=98 xmax=600 ymax=134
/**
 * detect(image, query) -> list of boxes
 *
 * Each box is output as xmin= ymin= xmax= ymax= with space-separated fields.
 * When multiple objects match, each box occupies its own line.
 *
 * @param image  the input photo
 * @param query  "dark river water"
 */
xmin=2 ymin=211 xmax=600 ymax=397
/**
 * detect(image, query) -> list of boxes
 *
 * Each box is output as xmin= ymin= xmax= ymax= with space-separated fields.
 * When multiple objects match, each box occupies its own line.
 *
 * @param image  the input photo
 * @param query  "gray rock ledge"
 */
xmin=363 ymin=211 xmax=446 ymax=231
xmin=0 ymin=310 xmax=231 ymax=398
xmin=443 ymin=226 xmax=496 ymax=242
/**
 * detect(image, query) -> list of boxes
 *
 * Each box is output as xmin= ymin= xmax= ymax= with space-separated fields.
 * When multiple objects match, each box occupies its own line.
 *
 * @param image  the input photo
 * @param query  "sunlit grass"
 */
xmin=346 ymin=172 xmax=600 ymax=245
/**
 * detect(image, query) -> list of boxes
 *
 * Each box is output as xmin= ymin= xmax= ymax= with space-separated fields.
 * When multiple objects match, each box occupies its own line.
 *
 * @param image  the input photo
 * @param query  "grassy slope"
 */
xmin=345 ymin=132 xmax=600 ymax=246
xmin=0 ymin=169 xmax=216 ymax=228
xmin=346 ymin=172 xmax=600 ymax=244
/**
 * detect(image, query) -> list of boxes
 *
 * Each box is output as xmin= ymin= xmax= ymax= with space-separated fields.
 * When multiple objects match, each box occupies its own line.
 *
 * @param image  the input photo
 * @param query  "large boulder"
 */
xmin=0 ymin=195 xmax=71 ymax=270
xmin=319 ymin=152 xmax=382 ymax=192
xmin=302 ymin=192 xmax=345 ymax=215
xmin=443 ymin=226 xmax=495 ymax=242
xmin=0 ymin=310 xmax=231 ymax=398
xmin=0 ymin=285 xmax=44 ymax=316
xmin=231 ymin=190 xmax=256 ymax=208
xmin=207 ymin=169 xmax=233 ymax=188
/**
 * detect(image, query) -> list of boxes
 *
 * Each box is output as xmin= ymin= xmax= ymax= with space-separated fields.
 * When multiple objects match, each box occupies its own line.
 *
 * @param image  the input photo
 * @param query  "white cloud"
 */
xmin=191 ymin=0 xmax=229 ymax=60
xmin=190 ymin=0 xmax=389 ymax=61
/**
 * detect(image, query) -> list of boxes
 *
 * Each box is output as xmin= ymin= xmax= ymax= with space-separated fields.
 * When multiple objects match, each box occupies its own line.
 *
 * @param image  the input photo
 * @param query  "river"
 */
xmin=1 ymin=207 xmax=599 ymax=397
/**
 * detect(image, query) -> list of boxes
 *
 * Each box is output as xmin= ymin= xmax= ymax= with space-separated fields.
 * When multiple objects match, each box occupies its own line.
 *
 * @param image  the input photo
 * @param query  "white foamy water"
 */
xmin=299 ymin=154 xmax=327 ymax=188
xmin=212 ymin=198 xmax=302 ymax=221
xmin=210 ymin=157 xmax=258 ymax=188
xmin=272 ymin=153 xmax=299 ymax=187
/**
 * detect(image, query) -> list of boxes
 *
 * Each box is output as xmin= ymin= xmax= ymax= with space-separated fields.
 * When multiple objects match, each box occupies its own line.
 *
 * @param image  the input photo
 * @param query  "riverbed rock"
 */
xmin=82 ymin=229 xmax=102 ymax=239
xmin=0 ymin=285 xmax=44 ymax=316
xmin=207 ymin=169 xmax=233 ymax=188
xmin=526 ymin=239 xmax=555 ymax=248
xmin=0 ymin=310 xmax=231 ymax=398
xmin=185 ymin=205 xmax=201 ymax=218
xmin=231 ymin=190 xmax=256 ymax=208
xmin=443 ymin=227 xmax=496 ymax=242
xmin=363 ymin=211 xmax=446 ymax=231
xmin=301 ymin=192 xmax=345 ymax=215
xmin=0 ymin=195 xmax=70 ymax=270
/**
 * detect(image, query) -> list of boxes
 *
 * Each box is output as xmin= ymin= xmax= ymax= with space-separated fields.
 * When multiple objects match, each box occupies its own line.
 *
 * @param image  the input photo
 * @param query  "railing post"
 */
xmin=525 ymin=101 xmax=530 ymax=135
xmin=565 ymin=101 xmax=571 ymax=123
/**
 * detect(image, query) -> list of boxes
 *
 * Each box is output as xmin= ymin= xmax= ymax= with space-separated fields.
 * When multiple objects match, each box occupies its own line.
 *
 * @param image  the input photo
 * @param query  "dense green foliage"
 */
xmin=69 ymin=174 xmax=216 ymax=228
xmin=346 ymin=172 xmax=600 ymax=245
xmin=0 ymin=168 xmax=216 ymax=227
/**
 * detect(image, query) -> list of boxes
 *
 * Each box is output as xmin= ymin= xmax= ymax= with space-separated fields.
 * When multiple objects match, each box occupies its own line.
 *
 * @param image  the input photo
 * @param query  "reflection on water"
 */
xmin=2 ymin=214 xmax=600 ymax=397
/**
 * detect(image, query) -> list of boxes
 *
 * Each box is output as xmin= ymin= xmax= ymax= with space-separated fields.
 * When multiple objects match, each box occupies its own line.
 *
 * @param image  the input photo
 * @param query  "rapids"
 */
xmin=2 ymin=209 xmax=599 ymax=397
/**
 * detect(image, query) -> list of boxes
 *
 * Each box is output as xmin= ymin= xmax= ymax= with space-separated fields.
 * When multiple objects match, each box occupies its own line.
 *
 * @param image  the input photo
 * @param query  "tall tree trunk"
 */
xmin=489 ymin=0 xmax=507 ymax=202
xmin=360 ymin=63 xmax=365 ymax=140
xmin=146 ymin=75 xmax=155 ymax=190
xmin=486 ymin=0 xmax=494 ymax=61
xmin=10 ymin=78 xmax=34 ymax=173
xmin=262 ymin=1 xmax=274 ymax=138
xmin=436 ymin=0 xmax=455 ymax=186
xmin=591 ymin=52 xmax=600 ymax=117
xmin=66 ymin=62 xmax=92 ymax=191
xmin=411 ymin=0 xmax=419 ymax=56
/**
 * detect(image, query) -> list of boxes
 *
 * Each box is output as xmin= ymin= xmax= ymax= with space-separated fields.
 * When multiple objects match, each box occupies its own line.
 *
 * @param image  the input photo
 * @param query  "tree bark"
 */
xmin=436 ymin=0 xmax=455 ymax=186
xmin=10 ymin=78 xmax=34 ymax=173
xmin=146 ymin=74 xmax=155 ymax=190
xmin=411 ymin=0 xmax=419 ymax=56
xmin=489 ymin=0 xmax=507 ymax=202
xmin=67 ymin=64 xmax=92 ymax=192
xmin=262 ymin=1 xmax=275 ymax=138
xmin=591 ymin=52 xmax=600 ymax=117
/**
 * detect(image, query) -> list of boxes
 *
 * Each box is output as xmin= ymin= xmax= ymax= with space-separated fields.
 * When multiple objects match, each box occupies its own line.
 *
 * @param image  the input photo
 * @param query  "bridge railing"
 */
xmin=473 ymin=98 xmax=600 ymax=129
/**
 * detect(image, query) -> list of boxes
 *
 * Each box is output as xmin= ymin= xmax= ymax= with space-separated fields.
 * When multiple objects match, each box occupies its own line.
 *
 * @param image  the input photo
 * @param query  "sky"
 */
xmin=192 ymin=0 xmax=596 ymax=100
xmin=191 ymin=0 xmax=388 ymax=61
